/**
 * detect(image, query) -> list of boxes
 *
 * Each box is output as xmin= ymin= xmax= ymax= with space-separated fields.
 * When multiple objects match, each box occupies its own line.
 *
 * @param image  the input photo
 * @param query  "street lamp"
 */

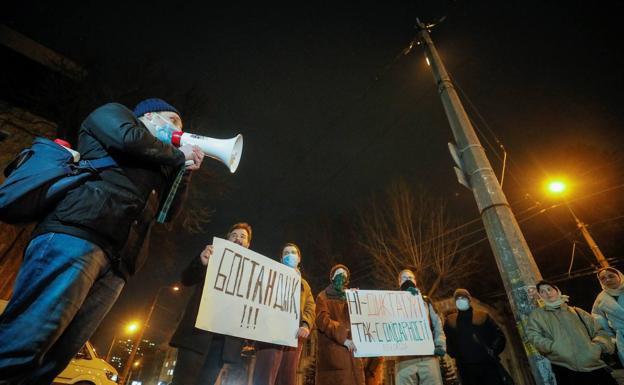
xmin=118 ymin=285 xmax=180 ymax=385
xmin=545 ymin=178 xmax=609 ymax=268
xmin=547 ymin=180 xmax=566 ymax=194
xmin=105 ymin=321 xmax=140 ymax=362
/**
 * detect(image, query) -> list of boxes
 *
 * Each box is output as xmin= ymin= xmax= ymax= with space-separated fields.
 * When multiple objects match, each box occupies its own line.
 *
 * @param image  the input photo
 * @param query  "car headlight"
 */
xmin=105 ymin=369 xmax=118 ymax=383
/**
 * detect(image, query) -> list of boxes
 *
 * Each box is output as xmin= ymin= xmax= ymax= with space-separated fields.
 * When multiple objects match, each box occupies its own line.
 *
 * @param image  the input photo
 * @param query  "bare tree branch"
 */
xmin=357 ymin=179 xmax=478 ymax=297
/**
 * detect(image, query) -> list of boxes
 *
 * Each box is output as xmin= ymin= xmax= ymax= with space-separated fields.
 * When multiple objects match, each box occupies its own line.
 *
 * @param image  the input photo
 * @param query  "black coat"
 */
xmin=169 ymin=255 xmax=244 ymax=363
xmin=444 ymin=307 xmax=506 ymax=365
xmin=32 ymin=103 xmax=188 ymax=280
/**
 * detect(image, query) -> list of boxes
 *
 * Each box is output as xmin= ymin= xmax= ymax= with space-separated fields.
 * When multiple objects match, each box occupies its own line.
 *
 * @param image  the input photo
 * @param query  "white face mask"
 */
xmin=455 ymin=298 xmax=470 ymax=311
xmin=144 ymin=113 xmax=179 ymax=144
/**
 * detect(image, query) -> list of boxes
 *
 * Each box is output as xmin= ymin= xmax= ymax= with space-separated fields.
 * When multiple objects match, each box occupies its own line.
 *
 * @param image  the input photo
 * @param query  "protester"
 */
xmin=0 ymin=99 xmax=203 ymax=384
xmin=169 ymin=223 xmax=251 ymax=385
xmin=253 ymin=242 xmax=316 ymax=385
xmin=315 ymin=264 xmax=365 ymax=385
xmin=593 ymin=267 xmax=624 ymax=367
xmin=526 ymin=280 xmax=617 ymax=385
xmin=395 ymin=269 xmax=446 ymax=385
xmin=444 ymin=288 xmax=507 ymax=385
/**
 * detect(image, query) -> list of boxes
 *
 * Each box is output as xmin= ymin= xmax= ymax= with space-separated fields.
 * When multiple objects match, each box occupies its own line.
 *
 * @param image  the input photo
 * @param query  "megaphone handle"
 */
xmin=185 ymin=160 xmax=195 ymax=167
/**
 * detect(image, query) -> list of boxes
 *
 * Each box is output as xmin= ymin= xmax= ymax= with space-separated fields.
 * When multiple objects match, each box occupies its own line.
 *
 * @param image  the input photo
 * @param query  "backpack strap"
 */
xmin=75 ymin=156 xmax=117 ymax=172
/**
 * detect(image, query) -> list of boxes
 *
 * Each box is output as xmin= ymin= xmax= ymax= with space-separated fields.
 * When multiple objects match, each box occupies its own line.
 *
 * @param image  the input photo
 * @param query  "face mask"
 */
xmin=145 ymin=113 xmax=178 ymax=144
xmin=282 ymin=253 xmax=299 ymax=268
xmin=456 ymin=298 xmax=470 ymax=311
xmin=333 ymin=274 xmax=346 ymax=293
xmin=400 ymin=280 xmax=416 ymax=291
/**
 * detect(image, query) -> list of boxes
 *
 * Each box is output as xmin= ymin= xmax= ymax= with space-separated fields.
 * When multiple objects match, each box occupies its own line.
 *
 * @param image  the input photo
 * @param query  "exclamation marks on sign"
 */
xmin=253 ymin=308 xmax=259 ymax=329
xmin=240 ymin=305 xmax=259 ymax=329
xmin=240 ymin=305 xmax=247 ymax=327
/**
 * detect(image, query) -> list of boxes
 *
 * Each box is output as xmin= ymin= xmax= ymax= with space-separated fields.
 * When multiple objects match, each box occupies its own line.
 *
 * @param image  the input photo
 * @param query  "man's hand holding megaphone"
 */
xmin=179 ymin=145 xmax=205 ymax=171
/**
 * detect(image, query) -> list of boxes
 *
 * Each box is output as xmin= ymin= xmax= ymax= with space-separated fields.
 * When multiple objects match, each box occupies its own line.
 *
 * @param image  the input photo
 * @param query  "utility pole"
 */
xmin=565 ymin=202 xmax=609 ymax=267
xmin=416 ymin=20 xmax=554 ymax=384
xmin=118 ymin=286 xmax=178 ymax=385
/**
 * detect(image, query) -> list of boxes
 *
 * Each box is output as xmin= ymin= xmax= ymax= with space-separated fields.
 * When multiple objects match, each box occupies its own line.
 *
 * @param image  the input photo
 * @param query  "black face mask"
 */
xmin=400 ymin=279 xmax=416 ymax=291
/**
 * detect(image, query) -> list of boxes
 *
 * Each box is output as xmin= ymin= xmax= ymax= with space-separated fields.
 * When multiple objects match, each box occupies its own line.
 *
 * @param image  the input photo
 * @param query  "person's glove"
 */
xmin=343 ymin=339 xmax=357 ymax=353
xmin=407 ymin=287 xmax=419 ymax=296
xmin=434 ymin=347 xmax=446 ymax=357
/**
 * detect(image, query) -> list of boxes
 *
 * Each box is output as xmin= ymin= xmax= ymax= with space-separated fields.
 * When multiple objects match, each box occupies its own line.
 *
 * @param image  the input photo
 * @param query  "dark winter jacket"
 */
xmin=169 ymin=254 xmax=244 ymax=363
xmin=32 ymin=103 xmax=189 ymax=280
xmin=444 ymin=307 xmax=506 ymax=364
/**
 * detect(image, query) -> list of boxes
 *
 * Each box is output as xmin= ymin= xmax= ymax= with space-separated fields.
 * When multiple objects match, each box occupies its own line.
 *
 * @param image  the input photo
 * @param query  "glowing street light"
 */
xmin=105 ymin=321 xmax=140 ymax=362
xmin=543 ymin=178 xmax=609 ymax=268
xmin=547 ymin=180 xmax=566 ymax=194
xmin=126 ymin=322 xmax=139 ymax=334
xmin=119 ymin=285 xmax=181 ymax=385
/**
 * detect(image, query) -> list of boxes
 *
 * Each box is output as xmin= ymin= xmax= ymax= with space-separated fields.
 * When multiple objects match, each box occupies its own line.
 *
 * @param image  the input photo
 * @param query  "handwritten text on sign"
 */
xmin=196 ymin=237 xmax=301 ymax=347
xmin=345 ymin=289 xmax=434 ymax=357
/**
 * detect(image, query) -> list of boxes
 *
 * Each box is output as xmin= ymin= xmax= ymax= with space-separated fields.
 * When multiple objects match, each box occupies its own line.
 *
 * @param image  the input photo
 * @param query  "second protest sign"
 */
xmin=345 ymin=289 xmax=435 ymax=357
xmin=196 ymin=237 xmax=301 ymax=347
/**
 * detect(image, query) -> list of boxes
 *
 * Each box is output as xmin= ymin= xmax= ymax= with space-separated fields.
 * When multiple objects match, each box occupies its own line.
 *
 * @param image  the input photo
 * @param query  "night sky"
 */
xmin=3 ymin=0 xmax=624 ymax=353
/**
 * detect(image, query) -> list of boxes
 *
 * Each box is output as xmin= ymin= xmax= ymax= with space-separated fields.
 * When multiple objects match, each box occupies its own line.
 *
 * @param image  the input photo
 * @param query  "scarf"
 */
xmin=599 ymin=267 xmax=624 ymax=297
xmin=543 ymin=294 xmax=570 ymax=310
xmin=325 ymin=284 xmax=347 ymax=300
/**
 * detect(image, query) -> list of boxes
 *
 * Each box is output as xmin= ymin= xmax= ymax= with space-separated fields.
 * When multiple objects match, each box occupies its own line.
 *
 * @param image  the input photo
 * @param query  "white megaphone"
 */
xmin=172 ymin=131 xmax=243 ymax=173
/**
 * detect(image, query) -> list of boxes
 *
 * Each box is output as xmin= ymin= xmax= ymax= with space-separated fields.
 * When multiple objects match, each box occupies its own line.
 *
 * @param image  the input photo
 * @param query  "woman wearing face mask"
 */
xmin=526 ymin=281 xmax=617 ymax=385
xmin=592 ymin=267 xmax=624 ymax=368
xmin=315 ymin=264 xmax=365 ymax=385
xmin=443 ymin=288 xmax=507 ymax=385
xmin=252 ymin=243 xmax=316 ymax=385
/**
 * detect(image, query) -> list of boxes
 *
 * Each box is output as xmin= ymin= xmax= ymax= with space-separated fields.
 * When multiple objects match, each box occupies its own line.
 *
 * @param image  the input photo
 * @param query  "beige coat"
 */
xmin=301 ymin=278 xmax=316 ymax=329
xmin=526 ymin=303 xmax=614 ymax=371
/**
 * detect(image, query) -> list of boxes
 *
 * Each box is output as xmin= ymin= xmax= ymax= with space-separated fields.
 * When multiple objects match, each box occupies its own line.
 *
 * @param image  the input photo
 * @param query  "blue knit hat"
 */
xmin=133 ymin=98 xmax=180 ymax=117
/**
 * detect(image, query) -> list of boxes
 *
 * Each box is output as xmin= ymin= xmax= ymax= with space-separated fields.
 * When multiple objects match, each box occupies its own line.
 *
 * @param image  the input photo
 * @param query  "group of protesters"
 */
xmin=0 ymin=98 xmax=623 ymax=385
xmin=171 ymin=221 xmax=624 ymax=385
xmin=167 ymin=221 xmax=509 ymax=385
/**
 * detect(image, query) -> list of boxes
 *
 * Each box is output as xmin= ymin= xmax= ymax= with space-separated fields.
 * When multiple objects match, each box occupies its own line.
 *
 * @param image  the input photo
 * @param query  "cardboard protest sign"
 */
xmin=345 ymin=289 xmax=435 ymax=357
xmin=196 ymin=237 xmax=301 ymax=347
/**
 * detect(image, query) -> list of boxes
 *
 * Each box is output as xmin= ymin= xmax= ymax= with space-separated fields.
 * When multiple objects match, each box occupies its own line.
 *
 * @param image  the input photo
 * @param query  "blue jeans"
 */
xmin=0 ymin=233 xmax=125 ymax=385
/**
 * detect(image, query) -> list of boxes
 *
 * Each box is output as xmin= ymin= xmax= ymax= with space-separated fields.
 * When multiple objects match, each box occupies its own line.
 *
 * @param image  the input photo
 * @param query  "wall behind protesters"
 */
xmin=0 ymin=101 xmax=56 ymax=302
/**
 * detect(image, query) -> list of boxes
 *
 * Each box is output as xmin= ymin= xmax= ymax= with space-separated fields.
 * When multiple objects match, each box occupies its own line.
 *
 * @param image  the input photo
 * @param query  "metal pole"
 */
xmin=416 ymin=20 xmax=554 ymax=384
xmin=118 ymin=287 xmax=163 ymax=385
xmin=565 ymin=202 xmax=609 ymax=267
xmin=105 ymin=334 xmax=117 ymax=363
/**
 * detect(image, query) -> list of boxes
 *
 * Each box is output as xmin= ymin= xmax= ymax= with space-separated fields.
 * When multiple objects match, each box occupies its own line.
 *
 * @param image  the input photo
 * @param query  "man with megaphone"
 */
xmin=0 ymin=98 xmax=206 ymax=384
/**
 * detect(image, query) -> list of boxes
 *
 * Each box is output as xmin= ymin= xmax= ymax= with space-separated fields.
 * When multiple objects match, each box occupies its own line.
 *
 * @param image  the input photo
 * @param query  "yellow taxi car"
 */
xmin=53 ymin=341 xmax=118 ymax=385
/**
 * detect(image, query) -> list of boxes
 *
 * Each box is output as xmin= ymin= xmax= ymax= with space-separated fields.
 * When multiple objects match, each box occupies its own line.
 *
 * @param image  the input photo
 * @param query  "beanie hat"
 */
xmin=133 ymin=98 xmax=180 ymax=118
xmin=453 ymin=288 xmax=471 ymax=300
xmin=329 ymin=264 xmax=350 ymax=285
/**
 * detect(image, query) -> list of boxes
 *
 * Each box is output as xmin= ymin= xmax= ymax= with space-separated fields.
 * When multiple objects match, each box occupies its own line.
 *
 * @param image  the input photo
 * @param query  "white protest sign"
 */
xmin=345 ymin=289 xmax=435 ymax=357
xmin=195 ymin=237 xmax=301 ymax=347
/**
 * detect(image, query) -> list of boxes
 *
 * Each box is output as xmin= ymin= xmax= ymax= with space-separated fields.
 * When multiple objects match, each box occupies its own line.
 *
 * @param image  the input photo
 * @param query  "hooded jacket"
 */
xmin=526 ymin=303 xmax=614 ymax=371
xmin=592 ymin=291 xmax=624 ymax=366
